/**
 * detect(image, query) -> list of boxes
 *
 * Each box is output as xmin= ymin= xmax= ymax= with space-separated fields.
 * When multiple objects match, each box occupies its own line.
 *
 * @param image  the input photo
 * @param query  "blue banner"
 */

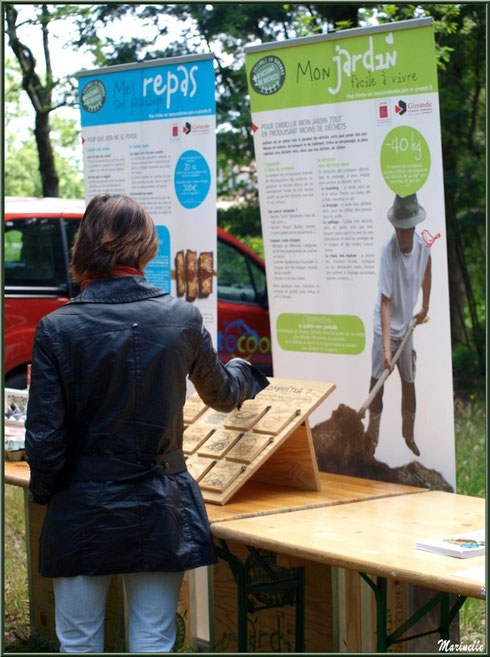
xmin=79 ymin=59 xmax=215 ymax=126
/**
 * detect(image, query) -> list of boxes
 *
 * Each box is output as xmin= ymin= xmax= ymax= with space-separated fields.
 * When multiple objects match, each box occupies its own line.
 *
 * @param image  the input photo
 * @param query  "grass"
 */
xmin=453 ymin=396 xmax=486 ymax=646
xmin=4 ymin=485 xmax=31 ymax=650
xmin=3 ymin=398 xmax=486 ymax=652
xmin=455 ymin=397 xmax=486 ymax=498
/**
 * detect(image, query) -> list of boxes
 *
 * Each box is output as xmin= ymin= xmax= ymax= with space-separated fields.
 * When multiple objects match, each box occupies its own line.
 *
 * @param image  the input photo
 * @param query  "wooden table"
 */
xmin=5 ymin=459 xmax=427 ymax=652
xmin=4 ymin=459 xmax=30 ymax=487
xmin=5 ymin=459 xmax=426 ymax=522
xmin=205 ymin=470 xmax=425 ymax=523
xmin=212 ymin=491 xmax=485 ymax=651
xmin=205 ymin=471 xmax=425 ymax=652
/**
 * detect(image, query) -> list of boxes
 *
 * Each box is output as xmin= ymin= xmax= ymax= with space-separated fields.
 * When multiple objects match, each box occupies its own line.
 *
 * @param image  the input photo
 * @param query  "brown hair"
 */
xmin=70 ymin=194 xmax=158 ymax=282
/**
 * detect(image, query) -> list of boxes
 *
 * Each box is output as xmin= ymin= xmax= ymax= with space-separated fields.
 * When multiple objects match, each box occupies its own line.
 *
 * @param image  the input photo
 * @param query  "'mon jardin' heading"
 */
xmin=297 ymin=33 xmax=397 ymax=95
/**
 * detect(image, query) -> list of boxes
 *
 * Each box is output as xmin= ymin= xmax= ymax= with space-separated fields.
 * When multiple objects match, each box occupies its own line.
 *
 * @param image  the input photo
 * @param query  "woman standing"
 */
xmin=25 ymin=194 xmax=269 ymax=653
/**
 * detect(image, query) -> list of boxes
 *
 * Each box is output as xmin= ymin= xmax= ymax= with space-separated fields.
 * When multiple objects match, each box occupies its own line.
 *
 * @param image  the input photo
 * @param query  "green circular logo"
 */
xmin=81 ymin=80 xmax=106 ymax=113
xmin=380 ymin=126 xmax=431 ymax=195
xmin=250 ymin=55 xmax=285 ymax=95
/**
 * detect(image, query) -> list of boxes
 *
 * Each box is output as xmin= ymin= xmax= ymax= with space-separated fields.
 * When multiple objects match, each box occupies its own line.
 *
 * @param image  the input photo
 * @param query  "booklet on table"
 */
xmin=416 ymin=529 xmax=485 ymax=558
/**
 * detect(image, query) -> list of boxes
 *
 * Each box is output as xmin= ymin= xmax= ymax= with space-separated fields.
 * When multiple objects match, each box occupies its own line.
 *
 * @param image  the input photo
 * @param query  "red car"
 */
xmin=4 ymin=197 xmax=272 ymax=388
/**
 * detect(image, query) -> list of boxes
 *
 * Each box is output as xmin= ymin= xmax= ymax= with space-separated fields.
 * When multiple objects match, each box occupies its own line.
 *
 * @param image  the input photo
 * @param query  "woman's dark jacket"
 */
xmin=25 ymin=276 xmax=269 ymax=578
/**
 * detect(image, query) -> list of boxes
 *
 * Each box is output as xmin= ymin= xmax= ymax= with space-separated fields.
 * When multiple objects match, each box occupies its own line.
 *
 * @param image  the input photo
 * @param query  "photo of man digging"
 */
xmin=366 ymin=193 xmax=431 ymax=457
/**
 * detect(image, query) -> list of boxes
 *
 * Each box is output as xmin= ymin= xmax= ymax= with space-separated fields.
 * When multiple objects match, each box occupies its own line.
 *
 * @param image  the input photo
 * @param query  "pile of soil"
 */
xmin=311 ymin=404 xmax=453 ymax=492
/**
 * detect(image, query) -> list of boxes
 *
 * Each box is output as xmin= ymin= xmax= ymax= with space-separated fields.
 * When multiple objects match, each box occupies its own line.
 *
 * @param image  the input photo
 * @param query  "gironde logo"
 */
xmin=250 ymin=55 xmax=286 ymax=95
xmin=81 ymin=80 xmax=106 ymax=113
xmin=394 ymin=99 xmax=407 ymax=115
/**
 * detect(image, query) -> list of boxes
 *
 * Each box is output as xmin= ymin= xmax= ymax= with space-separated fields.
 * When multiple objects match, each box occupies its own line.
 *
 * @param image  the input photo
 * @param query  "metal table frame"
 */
xmin=215 ymin=539 xmax=469 ymax=653
xmin=215 ymin=539 xmax=306 ymax=653
xmin=360 ymin=573 xmax=467 ymax=652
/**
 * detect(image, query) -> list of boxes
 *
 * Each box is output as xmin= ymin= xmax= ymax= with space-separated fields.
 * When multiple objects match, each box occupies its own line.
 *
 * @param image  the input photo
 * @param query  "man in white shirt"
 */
xmin=367 ymin=193 xmax=431 ymax=456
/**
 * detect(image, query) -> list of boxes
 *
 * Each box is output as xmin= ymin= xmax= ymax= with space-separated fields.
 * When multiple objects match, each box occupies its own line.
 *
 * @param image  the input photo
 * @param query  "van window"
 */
xmin=249 ymin=258 xmax=267 ymax=298
xmin=64 ymin=218 xmax=80 ymax=250
xmin=4 ymin=218 xmax=67 ymax=288
xmin=217 ymin=239 xmax=261 ymax=304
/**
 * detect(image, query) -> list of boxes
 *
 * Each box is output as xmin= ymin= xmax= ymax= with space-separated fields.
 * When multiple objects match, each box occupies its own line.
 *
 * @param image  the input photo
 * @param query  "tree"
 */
xmin=5 ymin=3 xmax=83 ymax=196
xmin=436 ymin=5 xmax=485 ymax=386
xmin=4 ymin=57 xmax=84 ymax=198
xmin=5 ymin=117 xmax=85 ymax=199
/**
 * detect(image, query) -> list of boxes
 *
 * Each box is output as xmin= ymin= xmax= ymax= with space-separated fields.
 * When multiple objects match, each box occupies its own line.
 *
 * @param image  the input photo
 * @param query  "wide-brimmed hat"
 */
xmin=387 ymin=194 xmax=426 ymax=228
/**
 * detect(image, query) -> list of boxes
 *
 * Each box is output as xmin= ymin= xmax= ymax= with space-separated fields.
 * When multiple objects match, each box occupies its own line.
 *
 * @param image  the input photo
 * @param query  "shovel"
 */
xmin=358 ymin=316 xmax=429 ymax=418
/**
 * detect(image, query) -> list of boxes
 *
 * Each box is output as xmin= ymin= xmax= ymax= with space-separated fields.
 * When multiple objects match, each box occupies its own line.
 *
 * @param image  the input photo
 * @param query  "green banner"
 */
xmin=246 ymin=24 xmax=437 ymax=111
xmin=277 ymin=313 xmax=365 ymax=355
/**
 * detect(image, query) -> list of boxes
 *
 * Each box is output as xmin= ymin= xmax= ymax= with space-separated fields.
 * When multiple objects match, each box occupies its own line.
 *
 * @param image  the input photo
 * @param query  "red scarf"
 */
xmin=81 ymin=266 xmax=143 ymax=291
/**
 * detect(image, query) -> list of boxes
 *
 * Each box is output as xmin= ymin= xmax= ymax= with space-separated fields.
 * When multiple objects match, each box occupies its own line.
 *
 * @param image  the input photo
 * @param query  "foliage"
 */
xmin=5 ymin=136 xmax=84 ymax=199
xmin=4 ymin=486 xmax=30 ymax=648
xmin=5 ymin=118 xmax=84 ymax=199
xmin=437 ymin=4 xmax=486 ymax=387
xmin=4 ymin=58 xmax=27 ymax=118
xmin=4 ymin=3 xmax=486 ymax=394
xmin=50 ymin=116 xmax=85 ymax=198
xmin=218 ymin=203 xmax=262 ymax=238
xmin=455 ymin=397 xmax=486 ymax=499
xmin=453 ymin=395 xmax=486 ymax=645
xmin=238 ymin=235 xmax=265 ymax=261
xmin=4 ymin=4 xmax=86 ymax=195
xmin=5 ymin=139 xmax=43 ymax=197
xmin=459 ymin=597 xmax=486 ymax=649
xmin=452 ymin=344 xmax=483 ymax=397
xmin=5 ymin=53 xmax=83 ymax=198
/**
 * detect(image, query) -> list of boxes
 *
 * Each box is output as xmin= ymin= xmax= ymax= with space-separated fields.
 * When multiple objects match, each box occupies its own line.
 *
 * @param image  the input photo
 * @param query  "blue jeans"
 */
xmin=53 ymin=571 xmax=184 ymax=653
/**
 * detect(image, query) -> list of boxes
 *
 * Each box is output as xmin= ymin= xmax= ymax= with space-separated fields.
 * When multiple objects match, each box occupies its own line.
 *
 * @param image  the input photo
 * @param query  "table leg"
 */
xmin=360 ymin=573 xmax=388 ymax=651
xmin=215 ymin=540 xmax=249 ymax=651
xmin=440 ymin=594 xmax=450 ymax=641
xmin=360 ymin=572 xmax=466 ymax=651
xmin=440 ymin=594 xmax=467 ymax=641
xmin=215 ymin=540 xmax=306 ymax=652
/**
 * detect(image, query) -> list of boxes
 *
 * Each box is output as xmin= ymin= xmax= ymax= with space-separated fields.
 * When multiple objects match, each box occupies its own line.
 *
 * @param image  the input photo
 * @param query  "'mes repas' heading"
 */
xmin=113 ymin=64 xmax=199 ymax=112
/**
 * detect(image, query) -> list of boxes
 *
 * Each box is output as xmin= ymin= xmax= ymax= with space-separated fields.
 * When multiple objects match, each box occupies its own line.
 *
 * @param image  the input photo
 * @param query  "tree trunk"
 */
xmin=6 ymin=4 xmax=60 ymax=198
xmin=445 ymin=188 xmax=485 ymax=370
xmin=35 ymin=111 xmax=59 ymax=197
xmin=445 ymin=226 xmax=469 ymax=349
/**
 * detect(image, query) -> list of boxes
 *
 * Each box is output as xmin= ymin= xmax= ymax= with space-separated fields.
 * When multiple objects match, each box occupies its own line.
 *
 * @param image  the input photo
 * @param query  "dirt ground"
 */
xmin=312 ymin=404 xmax=453 ymax=491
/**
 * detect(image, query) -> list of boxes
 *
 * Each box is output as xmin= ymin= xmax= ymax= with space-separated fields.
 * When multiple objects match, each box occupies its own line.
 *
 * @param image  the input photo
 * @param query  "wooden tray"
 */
xmin=185 ymin=377 xmax=336 ymax=505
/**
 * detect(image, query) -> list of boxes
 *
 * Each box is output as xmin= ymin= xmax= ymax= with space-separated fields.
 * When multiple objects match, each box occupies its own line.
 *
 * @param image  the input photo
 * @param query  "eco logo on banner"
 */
xmin=250 ymin=55 xmax=286 ymax=94
xmin=77 ymin=55 xmax=218 ymax=342
xmin=81 ymin=79 xmax=107 ymax=113
xmin=246 ymin=19 xmax=456 ymax=491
